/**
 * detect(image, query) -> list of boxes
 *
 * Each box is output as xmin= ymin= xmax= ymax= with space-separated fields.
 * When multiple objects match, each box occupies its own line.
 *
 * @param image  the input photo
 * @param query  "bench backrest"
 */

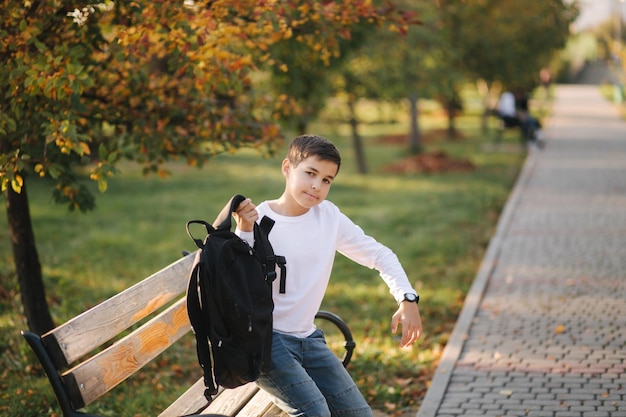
xmin=37 ymin=253 xmax=196 ymax=410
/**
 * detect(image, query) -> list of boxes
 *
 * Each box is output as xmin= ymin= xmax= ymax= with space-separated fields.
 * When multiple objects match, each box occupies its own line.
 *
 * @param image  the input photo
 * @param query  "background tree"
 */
xmin=0 ymin=0 xmax=410 ymax=334
xmin=335 ymin=0 xmax=445 ymax=156
xmin=265 ymin=2 xmax=415 ymax=135
xmin=438 ymin=0 xmax=579 ymax=129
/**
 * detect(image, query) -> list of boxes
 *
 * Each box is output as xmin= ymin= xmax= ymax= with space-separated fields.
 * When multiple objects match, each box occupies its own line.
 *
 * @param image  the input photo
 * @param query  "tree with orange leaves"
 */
xmin=0 ymin=0 xmax=411 ymax=334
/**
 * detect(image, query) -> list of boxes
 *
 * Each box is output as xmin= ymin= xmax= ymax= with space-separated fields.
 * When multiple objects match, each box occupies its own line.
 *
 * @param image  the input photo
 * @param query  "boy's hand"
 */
xmin=391 ymin=301 xmax=422 ymax=348
xmin=232 ymin=198 xmax=258 ymax=232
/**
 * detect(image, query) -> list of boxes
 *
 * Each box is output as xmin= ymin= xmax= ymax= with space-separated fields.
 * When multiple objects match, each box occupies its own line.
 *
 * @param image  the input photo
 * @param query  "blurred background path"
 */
xmin=417 ymin=84 xmax=626 ymax=417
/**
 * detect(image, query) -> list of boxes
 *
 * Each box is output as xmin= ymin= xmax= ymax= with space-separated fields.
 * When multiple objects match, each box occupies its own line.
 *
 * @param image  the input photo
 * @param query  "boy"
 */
xmin=232 ymin=134 xmax=422 ymax=417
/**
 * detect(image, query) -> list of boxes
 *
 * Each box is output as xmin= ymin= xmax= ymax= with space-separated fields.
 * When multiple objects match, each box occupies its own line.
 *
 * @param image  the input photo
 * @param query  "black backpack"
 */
xmin=185 ymin=195 xmax=286 ymax=399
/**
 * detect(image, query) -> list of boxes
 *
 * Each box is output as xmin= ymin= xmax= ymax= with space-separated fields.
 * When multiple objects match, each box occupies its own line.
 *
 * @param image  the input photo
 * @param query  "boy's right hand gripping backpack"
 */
xmin=185 ymin=194 xmax=286 ymax=400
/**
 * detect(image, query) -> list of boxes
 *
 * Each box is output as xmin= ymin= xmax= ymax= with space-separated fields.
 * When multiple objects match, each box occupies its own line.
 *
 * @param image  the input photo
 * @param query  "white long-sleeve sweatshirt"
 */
xmin=237 ymin=200 xmax=416 ymax=338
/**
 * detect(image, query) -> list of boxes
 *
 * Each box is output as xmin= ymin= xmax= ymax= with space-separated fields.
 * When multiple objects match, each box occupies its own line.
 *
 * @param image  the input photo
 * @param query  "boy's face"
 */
xmin=282 ymin=155 xmax=338 ymax=212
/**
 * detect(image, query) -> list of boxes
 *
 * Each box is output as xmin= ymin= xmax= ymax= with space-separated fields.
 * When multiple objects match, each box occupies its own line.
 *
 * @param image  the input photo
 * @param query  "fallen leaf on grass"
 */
xmin=385 ymin=402 xmax=397 ymax=411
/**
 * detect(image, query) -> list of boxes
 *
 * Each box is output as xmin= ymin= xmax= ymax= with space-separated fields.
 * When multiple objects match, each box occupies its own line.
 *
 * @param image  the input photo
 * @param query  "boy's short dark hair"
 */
xmin=287 ymin=135 xmax=342 ymax=173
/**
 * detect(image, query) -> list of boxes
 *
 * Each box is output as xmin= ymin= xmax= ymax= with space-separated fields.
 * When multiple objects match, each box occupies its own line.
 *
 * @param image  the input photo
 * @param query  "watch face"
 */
xmin=404 ymin=293 xmax=418 ymax=302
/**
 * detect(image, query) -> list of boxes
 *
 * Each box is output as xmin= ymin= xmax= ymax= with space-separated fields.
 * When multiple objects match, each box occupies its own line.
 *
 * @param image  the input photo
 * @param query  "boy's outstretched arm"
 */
xmin=391 ymin=302 xmax=422 ymax=348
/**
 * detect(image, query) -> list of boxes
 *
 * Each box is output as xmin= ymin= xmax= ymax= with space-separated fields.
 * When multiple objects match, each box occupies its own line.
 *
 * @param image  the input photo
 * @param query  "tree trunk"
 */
xmin=408 ymin=94 xmax=422 ymax=153
xmin=446 ymin=99 xmax=457 ymax=139
xmin=296 ymin=118 xmax=307 ymax=136
xmin=5 ymin=180 xmax=55 ymax=335
xmin=347 ymin=97 xmax=368 ymax=174
xmin=477 ymin=79 xmax=493 ymax=135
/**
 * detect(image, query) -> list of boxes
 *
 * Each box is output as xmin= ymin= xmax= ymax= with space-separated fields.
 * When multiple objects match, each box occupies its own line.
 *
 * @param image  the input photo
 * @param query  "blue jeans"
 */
xmin=256 ymin=329 xmax=373 ymax=417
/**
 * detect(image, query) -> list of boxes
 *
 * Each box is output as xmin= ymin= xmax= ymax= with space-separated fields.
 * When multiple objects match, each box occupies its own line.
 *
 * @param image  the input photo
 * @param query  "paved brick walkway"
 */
xmin=417 ymin=85 xmax=626 ymax=417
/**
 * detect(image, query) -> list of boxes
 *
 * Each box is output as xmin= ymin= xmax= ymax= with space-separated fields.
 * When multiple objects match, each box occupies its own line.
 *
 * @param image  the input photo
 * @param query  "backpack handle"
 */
xmin=186 ymin=220 xmax=214 ymax=249
xmin=215 ymin=194 xmax=247 ymax=232
xmin=187 ymin=195 xmax=248 ymax=249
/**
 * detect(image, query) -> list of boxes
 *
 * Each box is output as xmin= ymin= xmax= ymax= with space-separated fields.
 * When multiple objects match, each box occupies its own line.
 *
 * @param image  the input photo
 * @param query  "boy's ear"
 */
xmin=281 ymin=158 xmax=291 ymax=176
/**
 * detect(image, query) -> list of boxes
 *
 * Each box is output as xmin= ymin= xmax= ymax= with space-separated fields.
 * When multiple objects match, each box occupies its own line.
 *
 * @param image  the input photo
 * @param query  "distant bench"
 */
xmin=22 ymin=253 xmax=355 ymax=417
xmin=485 ymin=109 xmax=525 ymax=143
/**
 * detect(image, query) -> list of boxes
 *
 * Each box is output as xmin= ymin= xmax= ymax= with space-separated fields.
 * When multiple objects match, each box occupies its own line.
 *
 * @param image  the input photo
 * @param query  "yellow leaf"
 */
xmin=11 ymin=174 xmax=23 ymax=193
xmin=555 ymin=324 xmax=566 ymax=334
xmin=80 ymin=142 xmax=91 ymax=155
xmin=10 ymin=182 xmax=21 ymax=193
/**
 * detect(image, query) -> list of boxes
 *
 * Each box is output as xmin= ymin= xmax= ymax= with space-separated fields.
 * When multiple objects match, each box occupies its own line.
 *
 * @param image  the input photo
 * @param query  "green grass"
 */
xmin=0 ymin=110 xmax=526 ymax=416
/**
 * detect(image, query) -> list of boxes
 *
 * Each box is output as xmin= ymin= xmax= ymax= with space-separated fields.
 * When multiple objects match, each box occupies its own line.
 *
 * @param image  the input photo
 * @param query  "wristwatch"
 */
xmin=401 ymin=293 xmax=419 ymax=304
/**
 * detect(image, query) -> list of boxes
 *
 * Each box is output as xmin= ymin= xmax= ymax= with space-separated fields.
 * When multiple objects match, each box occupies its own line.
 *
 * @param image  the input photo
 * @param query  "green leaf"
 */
xmin=98 ymin=178 xmax=108 ymax=193
xmin=48 ymin=165 xmax=60 ymax=179
xmin=99 ymin=143 xmax=107 ymax=160
xmin=34 ymin=40 xmax=46 ymax=52
xmin=107 ymin=152 xmax=118 ymax=164
xmin=3 ymin=118 xmax=17 ymax=134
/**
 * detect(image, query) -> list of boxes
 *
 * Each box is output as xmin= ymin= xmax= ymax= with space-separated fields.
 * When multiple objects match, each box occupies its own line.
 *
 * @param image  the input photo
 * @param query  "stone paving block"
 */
xmin=570 ymin=405 xmax=600 ymax=412
xmin=479 ymin=403 xmax=502 ymax=410
xmin=509 ymin=393 xmax=536 ymax=401
xmin=526 ymin=399 xmax=560 ymax=408
xmin=459 ymin=402 xmax=482 ymax=410
xmin=438 ymin=408 xmax=464 ymax=415
xmin=527 ymin=412 xmax=555 ymax=417
xmin=533 ymin=394 xmax=556 ymax=402
xmin=553 ymin=412 xmax=583 ymax=417
xmin=555 ymin=393 xmax=598 ymax=402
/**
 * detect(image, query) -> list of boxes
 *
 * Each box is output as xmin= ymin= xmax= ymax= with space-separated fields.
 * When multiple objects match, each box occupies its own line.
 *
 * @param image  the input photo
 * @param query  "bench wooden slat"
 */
xmin=62 ymin=297 xmax=191 ymax=408
xmin=42 ymin=254 xmax=195 ymax=369
xmin=235 ymin=389 xmax=285 ymax=417
xmin=159 ymin=378 xmax=212 ymax=417
xmin=258 ymin=405 xmax=288 ymax=417
xmin=201 ymin=383 xmax=260 ymax=415
xmin=161 ymin=380 xmax=290 ymax=417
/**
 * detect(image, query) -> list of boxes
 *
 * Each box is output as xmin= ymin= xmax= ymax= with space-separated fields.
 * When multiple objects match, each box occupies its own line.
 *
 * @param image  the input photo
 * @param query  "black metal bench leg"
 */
xmin=22 ymin=331 xmax=100 ymax=417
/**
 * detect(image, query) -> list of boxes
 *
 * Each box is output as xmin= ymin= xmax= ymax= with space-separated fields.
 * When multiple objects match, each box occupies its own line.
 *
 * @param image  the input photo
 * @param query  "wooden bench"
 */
xmin=21 ymin=253 xmax=355 ymax=417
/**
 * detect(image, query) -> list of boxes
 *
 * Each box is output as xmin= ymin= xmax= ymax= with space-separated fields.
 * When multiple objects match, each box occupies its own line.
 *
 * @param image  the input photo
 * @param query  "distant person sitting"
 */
xmin=496 ymin=89 xmax=543 ymax=148
xmin=514 ymin=89 xmax=544 ymax=147
xmin=496 ymin=91 xmax=520 ymax=127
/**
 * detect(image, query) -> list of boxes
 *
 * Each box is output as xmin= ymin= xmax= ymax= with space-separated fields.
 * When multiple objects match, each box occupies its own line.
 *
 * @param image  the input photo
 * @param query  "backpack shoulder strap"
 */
xmin=256 ymin=216 xmax=287 ymax=294
xmin=186 ymin=250 xmax=218 ymax=398
xmin=259 ymin=215 xmax=275 ymax=236
xmin=254 ymin=217 xmax=276 ymax=283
